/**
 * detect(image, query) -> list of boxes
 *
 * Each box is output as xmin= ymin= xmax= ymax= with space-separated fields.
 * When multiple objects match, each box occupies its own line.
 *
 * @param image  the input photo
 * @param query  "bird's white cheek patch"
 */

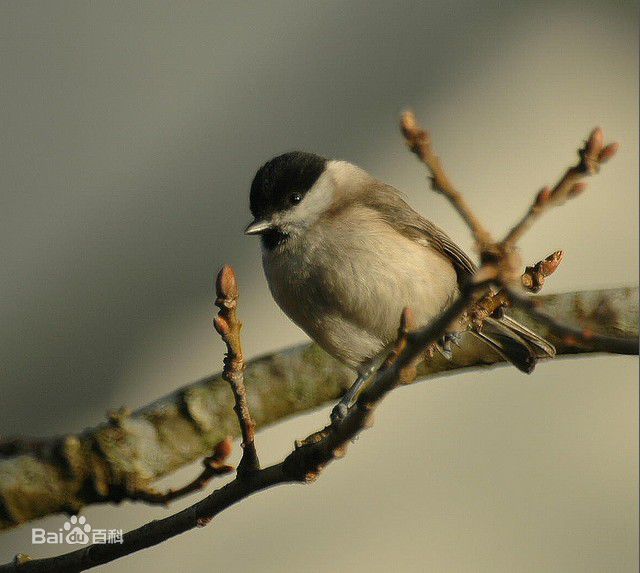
xmin=280 ymin=170 xmax=335 ymax=228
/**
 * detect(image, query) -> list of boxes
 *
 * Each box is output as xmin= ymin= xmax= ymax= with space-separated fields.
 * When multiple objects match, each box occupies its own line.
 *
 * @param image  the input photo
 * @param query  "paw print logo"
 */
xmin=63 ymin=515 xmax=91 ymax=544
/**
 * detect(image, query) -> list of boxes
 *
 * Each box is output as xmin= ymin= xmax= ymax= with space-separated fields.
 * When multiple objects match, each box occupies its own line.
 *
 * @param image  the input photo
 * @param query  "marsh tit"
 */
xmin=245 ymin=152 xmax=555 ymax=419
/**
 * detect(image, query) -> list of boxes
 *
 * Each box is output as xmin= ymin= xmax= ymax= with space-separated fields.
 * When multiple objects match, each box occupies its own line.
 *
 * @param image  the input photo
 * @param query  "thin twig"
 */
xmin=381 ymin=308 xmax=416 ymax=374
xmin=400 ymin=110 xmax=494 ymax=248
xmin=502 ymin=128 xmax=619 ymax=246
xmin=126 ymin=438 xmax=233 ymax=505
xmin=213 ymin=265 xmax=260 ymax=477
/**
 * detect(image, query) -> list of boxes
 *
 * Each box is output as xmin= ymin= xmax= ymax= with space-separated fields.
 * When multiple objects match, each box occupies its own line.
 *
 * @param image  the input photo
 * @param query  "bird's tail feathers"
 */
xmin=496 ymin=314 xmax=556 ymax=358
xmin=471 ymin=315 xmax=555 ymax=374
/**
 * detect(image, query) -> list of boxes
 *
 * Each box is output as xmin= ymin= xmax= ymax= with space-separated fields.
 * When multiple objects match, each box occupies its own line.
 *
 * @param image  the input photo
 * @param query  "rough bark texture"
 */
xmin=0 ymin=287 xmax=637 ymax=531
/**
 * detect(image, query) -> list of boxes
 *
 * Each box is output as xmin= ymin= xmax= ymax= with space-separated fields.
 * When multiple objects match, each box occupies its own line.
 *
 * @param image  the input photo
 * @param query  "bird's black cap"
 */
xmin=250 ymin=152 xmax=327 ymax=219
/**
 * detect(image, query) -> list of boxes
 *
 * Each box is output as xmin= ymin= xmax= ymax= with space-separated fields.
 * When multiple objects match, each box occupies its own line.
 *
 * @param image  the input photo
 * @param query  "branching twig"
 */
xmin=503 ymin=128 xmax=619 ymax=246
xmin=126 ymin=438 xmax=233 ymax=505
xmin=128 ymin=268 xmax=263 ymax=505
xmin=470 ymin=250 xmax=564 ymax=326
xmin=213 ymin=265 xmax=260 ymax=477
xmin=403 ymin=112 xmax=623 ymax=337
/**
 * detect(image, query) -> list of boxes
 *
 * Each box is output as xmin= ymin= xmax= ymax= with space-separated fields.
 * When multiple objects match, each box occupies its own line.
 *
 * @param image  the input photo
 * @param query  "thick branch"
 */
xmin=507 ymin=287 xmax=638 ymax=355
xmin=2 ymin=285 xmax=636 ymax=571
xmin=0 ymin=287 xmax=636 ymax=531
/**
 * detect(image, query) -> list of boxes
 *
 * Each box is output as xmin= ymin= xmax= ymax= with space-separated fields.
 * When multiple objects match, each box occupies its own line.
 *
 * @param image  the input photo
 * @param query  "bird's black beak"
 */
xmin=244 ymin=219 xmax=274 ymax=235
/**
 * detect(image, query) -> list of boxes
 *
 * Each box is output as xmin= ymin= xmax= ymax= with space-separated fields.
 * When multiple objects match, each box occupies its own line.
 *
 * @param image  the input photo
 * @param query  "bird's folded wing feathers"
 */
xmin=365 ymin=183 xmax=477 ymax=278
xmin=366 ymin=183 xmax=555 ymax=369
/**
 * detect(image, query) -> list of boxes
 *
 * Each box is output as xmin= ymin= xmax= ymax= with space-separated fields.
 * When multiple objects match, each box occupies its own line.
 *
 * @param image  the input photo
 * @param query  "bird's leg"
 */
xmin=330 ymin=351 xmax=388 ymax=423
xmin=331 ymin=330 xmax=463 ymax=422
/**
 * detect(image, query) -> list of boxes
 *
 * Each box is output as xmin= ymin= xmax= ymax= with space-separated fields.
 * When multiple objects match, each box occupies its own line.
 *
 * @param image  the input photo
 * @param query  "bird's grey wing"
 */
xmin=363 ymin=183 xmax=477 ymax=279
xmin=361 ymin=183 xmax=555 ymax=368
xmin=408 ymin=216 xmax=478 ymax=278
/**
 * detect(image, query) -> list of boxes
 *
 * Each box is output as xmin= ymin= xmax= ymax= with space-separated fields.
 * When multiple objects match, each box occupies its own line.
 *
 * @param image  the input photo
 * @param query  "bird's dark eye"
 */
xmin=289 ymin=193 xmax=302 ymax=205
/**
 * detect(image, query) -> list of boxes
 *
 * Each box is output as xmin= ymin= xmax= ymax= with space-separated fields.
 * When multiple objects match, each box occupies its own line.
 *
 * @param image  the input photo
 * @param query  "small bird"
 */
xmin=246 ymin=152 xmax=555 ymax=419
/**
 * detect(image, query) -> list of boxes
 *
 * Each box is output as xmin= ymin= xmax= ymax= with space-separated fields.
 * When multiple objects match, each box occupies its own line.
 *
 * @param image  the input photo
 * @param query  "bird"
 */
xmin=245 ymin=151 xmax=555 ymax=420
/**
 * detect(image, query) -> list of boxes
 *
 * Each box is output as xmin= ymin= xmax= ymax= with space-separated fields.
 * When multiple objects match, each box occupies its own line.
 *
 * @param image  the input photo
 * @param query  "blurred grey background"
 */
xmin=0 ymin=1 xmax=637 ymax=571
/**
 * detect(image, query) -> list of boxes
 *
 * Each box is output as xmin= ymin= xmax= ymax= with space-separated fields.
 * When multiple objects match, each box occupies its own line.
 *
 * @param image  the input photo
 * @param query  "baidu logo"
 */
xmin=32 ymin=516 xmax=123 ymax=545
xmin=63 ymin=515 xmax=91 ymax=544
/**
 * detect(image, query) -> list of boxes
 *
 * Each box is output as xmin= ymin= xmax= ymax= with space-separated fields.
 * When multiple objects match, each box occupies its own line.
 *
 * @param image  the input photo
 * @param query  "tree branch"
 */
xmin=1 ymin=286 xmax=635 ymax=531
xmin=507 ymin=287 xmax=638 ymax=355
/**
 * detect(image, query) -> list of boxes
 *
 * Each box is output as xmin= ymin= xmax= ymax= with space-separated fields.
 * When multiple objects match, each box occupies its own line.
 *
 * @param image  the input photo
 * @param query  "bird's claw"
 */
xmin=330 ymin=402 xmax=349 ymax=424
xmin=436 ymin=332 xmax=463 ymax=360
xmin=448 ymin=332 xmax=463 ymax=348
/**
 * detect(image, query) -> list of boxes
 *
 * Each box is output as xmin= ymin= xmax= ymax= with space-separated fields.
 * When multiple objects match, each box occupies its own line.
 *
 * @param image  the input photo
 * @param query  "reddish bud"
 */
xmin=540 ymin=250 xmax=564 ymax=276
xmin=401 ymin=110 xmax=417 ymax=133
xmin=400 ymin=307 xmax=416 ymax=332
xmin=213 ymin=316 xmax=229 ymax=336
xmin=586 ymin=127 xmax=603 ymax=157
xmin=534 ymin=186 xmax=552 ymax=207
xmin=212 ymin=437 xmax=233 ymax=461
xmin=400 ymin=109 xmax=429 ymax=146
xmin=598 ymin=142 xmax=619 ymax=163
xmin=216 ymin=265 xmax=238 ymax=299
xmin=568 ymin=182 xmax=587 ymax=198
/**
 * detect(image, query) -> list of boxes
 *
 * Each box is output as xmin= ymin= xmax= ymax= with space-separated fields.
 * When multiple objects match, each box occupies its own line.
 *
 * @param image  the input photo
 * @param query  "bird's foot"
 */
xmin=330 ymin=402 xmax=349 ymax=424
xmin=436 ymin=332 xmax=463 ymax=360
xmin=330 ymin=350 xmax=389 ymax=424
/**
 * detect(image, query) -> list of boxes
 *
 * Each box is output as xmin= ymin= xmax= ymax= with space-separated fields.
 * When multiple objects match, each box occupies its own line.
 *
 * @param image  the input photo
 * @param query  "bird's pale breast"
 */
xmin=263 ymin=205 xmax=458 ymax=370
